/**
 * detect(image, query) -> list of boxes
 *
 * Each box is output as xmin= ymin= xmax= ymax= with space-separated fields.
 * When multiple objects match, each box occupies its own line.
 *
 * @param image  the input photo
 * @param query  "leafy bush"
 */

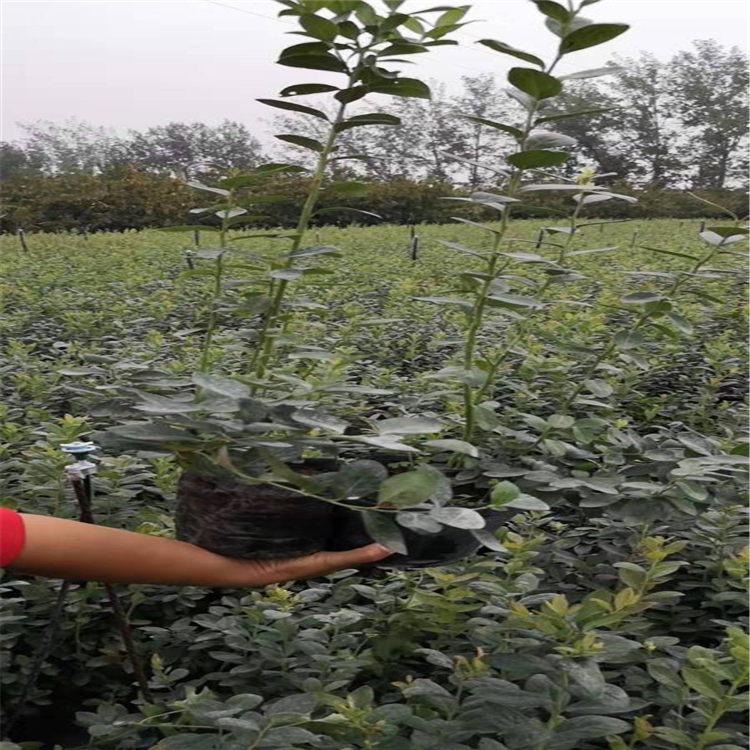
xmin=1 ymin=170 xmax=746 ymax=233
xmin=0 ymin=0 xmax=747 ymax=748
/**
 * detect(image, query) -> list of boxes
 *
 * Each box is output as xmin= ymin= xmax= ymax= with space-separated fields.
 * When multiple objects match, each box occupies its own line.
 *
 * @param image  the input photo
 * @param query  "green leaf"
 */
xmin=345 ymin=435 xmax=420 ymax=453
xmin=193 ymin=373 xmax=250 ymax=398
xmin=369 ymin=77 xmax=431 ymax=99
xmin=292 ymin=408 xmax=348 ymax=434
xmin=377 ymin=416 xmax=442 ymax=435
xmin=58 ymin=367 xmax=104 ymax=376
xmin=682 ymin=665 xmax=724 ymax=700
xmin=560 ymin=23 xmax=629 ymax=54
xmin=666 ymin=312 xmax=694 ymax=335
xmin=257 ymin=99 xmax=329 ymax=120
xmin=621 ymin=292 xmax=663 ymax=304
xmin=490 ymin=481 xmax=521 ymax=507
xmin=289 ymin=245 xmax=342 ymax=258
xmin=706 ymin=225 xmax=749 ymax=238
xmin=267 ymin=693 xmax=317 ymax=716
xmin=269 ymin=269 xmax=303 ymax=281
xmin=134 ymin=395 xmax=203 ymax=415
xmin=477 ymin=39 xmax=545 ymax=68
xmin=471 ymin=528 xmax=508 ymax=553
xmin=237 ymin=398 xmax=269 ymax=423
xmin=526 ymin=131 xmax=576 ymax=149
xmin=504 ymin=494 xmax=550 ymax=511
xmin=186 ymin=181 xmax=230 ymax=196
xmin=396 ymin=511 xmax=443 ymax=534
xmin=335 ymin=86 xmax=370 ymax=104
xmin=380 ymin=42 xmax=429 ymax=56
xmin=585 ymin=378 xmax=613 ymax=397
xmin=430 ymin=507 xmax=485 ymax=529
xmin=555 ymin=716 xmax=629 ymax=741
xmin=535 ymin=107 xmax=614 ymax=124
xmin=278 ymin=43 xmax=347 ymax=72
xmin=362 ymin=511 xmax=408 ymax=554
xmin=299 ymin=13 xmax=339 ymax=40
xmin=531 ymin=1 xmax=570 ymax=23
xmin=614 ymin=330 xmax=644 ymax=349
xmin=274 ymin=134 xmax=325 ymax=152
xmin=424 ymin=439 xmax=479 ymax=457
xmin=106 ymin=423 xmax=201 ymax=444
xmin=701 ymin=229 xmax=748 ymax=246
xmin=434 ymin=5 xmax=470 ymax=26
xmin=508 ymin=67 xmax=562 ymax=99
xmin=486 ymin=292 xmax=543 ymax=309
xmin=315 ymin=207 xmax=383 ymax=219
xmin=653 ymin=727 xmax=696 ymax=748
xmin=463 ymin=116 xmax=524 ymax=139
xmin=335 ymin=113 xmax=401 ymax=132
xmin=639 ymin=245 xmax=699 ymax=261
xmin=377 ymin=467 xmax=443 ymax=509
xmin=328 ymin=460 xmax=388 ymax=499
xmin=279 ymin=82 xmax=339 ymax=97
xmin=508 ymin=150 xmax=570 ymax=169
xmin=561 ymin=66 xmax=622 ymax=80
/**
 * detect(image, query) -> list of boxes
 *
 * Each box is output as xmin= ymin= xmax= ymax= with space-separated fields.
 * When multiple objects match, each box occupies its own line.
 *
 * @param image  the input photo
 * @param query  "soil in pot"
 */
xmin=177 ymin=463 xmax=505 ymax=568
xmin=175 ymin=471 xmax=335 ymax=559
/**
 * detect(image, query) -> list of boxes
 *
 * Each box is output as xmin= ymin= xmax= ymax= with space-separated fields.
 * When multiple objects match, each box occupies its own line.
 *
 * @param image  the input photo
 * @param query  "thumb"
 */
xmin=277 ymin=543 xmax=392 ymax=581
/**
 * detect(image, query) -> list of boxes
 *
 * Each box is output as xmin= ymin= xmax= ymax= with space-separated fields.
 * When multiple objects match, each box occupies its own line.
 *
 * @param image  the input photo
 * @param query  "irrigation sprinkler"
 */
xmin=185 ymin=249 xmax=195 ymax=270
xmin=61 ymin=442 xmax=153 ymax=703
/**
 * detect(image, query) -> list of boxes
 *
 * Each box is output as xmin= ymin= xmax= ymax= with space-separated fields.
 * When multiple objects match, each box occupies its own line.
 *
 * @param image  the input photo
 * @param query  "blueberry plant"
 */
xmin=100 ymin=0 xmax=508 ymax=558
xmin=1 ymin=0 xmax=747 ymax=748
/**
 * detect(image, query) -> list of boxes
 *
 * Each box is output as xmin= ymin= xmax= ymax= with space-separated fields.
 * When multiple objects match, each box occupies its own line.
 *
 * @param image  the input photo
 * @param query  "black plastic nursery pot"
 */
xmin=175 ymin=463 xmax=504 ymax=568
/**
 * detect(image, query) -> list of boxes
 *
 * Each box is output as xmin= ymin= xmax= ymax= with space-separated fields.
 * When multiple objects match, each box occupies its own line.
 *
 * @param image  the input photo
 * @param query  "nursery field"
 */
xmin=0 ymin=218 xmax=748 ymax=749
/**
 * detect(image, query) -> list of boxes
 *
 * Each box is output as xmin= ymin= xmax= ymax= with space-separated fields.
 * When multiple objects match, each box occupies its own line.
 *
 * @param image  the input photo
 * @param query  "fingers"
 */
xmin=267 ymin=543 xmax=392 ymax=584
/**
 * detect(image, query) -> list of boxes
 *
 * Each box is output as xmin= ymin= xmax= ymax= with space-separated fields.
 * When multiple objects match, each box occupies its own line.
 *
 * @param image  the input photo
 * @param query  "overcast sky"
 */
xmin=2 ymin=0 xmax=748 ymax=142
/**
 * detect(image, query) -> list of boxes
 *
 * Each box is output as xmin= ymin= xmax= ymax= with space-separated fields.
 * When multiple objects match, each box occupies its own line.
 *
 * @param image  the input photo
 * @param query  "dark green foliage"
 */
xmin=1 ymin=172 xmax=746 ymax=233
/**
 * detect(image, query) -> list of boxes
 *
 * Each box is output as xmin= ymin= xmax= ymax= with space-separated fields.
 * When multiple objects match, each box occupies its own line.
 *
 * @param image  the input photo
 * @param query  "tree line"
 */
xmin=0 ymin=40 xmax=746 ymax=233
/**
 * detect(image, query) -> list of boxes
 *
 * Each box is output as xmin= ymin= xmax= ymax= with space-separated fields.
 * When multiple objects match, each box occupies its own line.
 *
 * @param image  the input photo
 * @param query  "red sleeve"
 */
xmin=0 ymin=509 xmax=26 ymax=567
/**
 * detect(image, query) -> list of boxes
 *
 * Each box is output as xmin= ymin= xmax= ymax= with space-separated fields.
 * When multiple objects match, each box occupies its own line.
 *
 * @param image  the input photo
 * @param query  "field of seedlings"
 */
xmin=1 ymin=217 xmax=748 ymax=749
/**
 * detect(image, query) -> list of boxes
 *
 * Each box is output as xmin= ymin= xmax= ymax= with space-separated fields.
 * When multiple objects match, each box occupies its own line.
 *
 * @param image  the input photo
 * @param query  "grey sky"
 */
xmin=2 ymin=0 xmax=748 ymax=142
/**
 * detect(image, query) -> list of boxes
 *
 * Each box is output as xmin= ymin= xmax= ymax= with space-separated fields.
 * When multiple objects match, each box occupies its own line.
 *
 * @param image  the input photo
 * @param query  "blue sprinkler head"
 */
xmin=60 ymin=441 xmax=98 ymax=456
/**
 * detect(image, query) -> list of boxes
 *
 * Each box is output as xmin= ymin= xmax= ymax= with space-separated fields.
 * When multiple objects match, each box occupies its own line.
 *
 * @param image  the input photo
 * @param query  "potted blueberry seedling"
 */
xmin=100 ymin=0 xmax=506 ymax=568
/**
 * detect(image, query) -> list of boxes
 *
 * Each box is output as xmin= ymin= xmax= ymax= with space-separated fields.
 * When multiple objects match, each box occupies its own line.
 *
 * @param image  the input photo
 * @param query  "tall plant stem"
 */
xmin=695 ymin=672 xmax=747 ymax=750
xmin=252 ymin=74 xmax=359 ymax=384
xmin=472 ymin=199 xmax=586 ymax=406
xmin=198 ymin=235 xmax=225 ymax=372
xmin=461 ymin=54 xmax=563 ymax=442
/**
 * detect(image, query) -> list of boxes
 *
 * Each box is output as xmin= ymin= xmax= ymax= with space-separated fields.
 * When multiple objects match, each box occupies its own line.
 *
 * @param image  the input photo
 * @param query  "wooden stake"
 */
xmin=193 ymin=229 xmax=200 ymax=247
xmin=17 ymin=228 xmax=28 ymax=252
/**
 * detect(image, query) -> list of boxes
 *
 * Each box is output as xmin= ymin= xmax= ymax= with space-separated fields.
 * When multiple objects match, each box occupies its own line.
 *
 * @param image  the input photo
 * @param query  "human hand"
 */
xmin=9 ymin=514 xmax=393 ymax=588
xmin=221 ymin=543 xmax=392 ymax=587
